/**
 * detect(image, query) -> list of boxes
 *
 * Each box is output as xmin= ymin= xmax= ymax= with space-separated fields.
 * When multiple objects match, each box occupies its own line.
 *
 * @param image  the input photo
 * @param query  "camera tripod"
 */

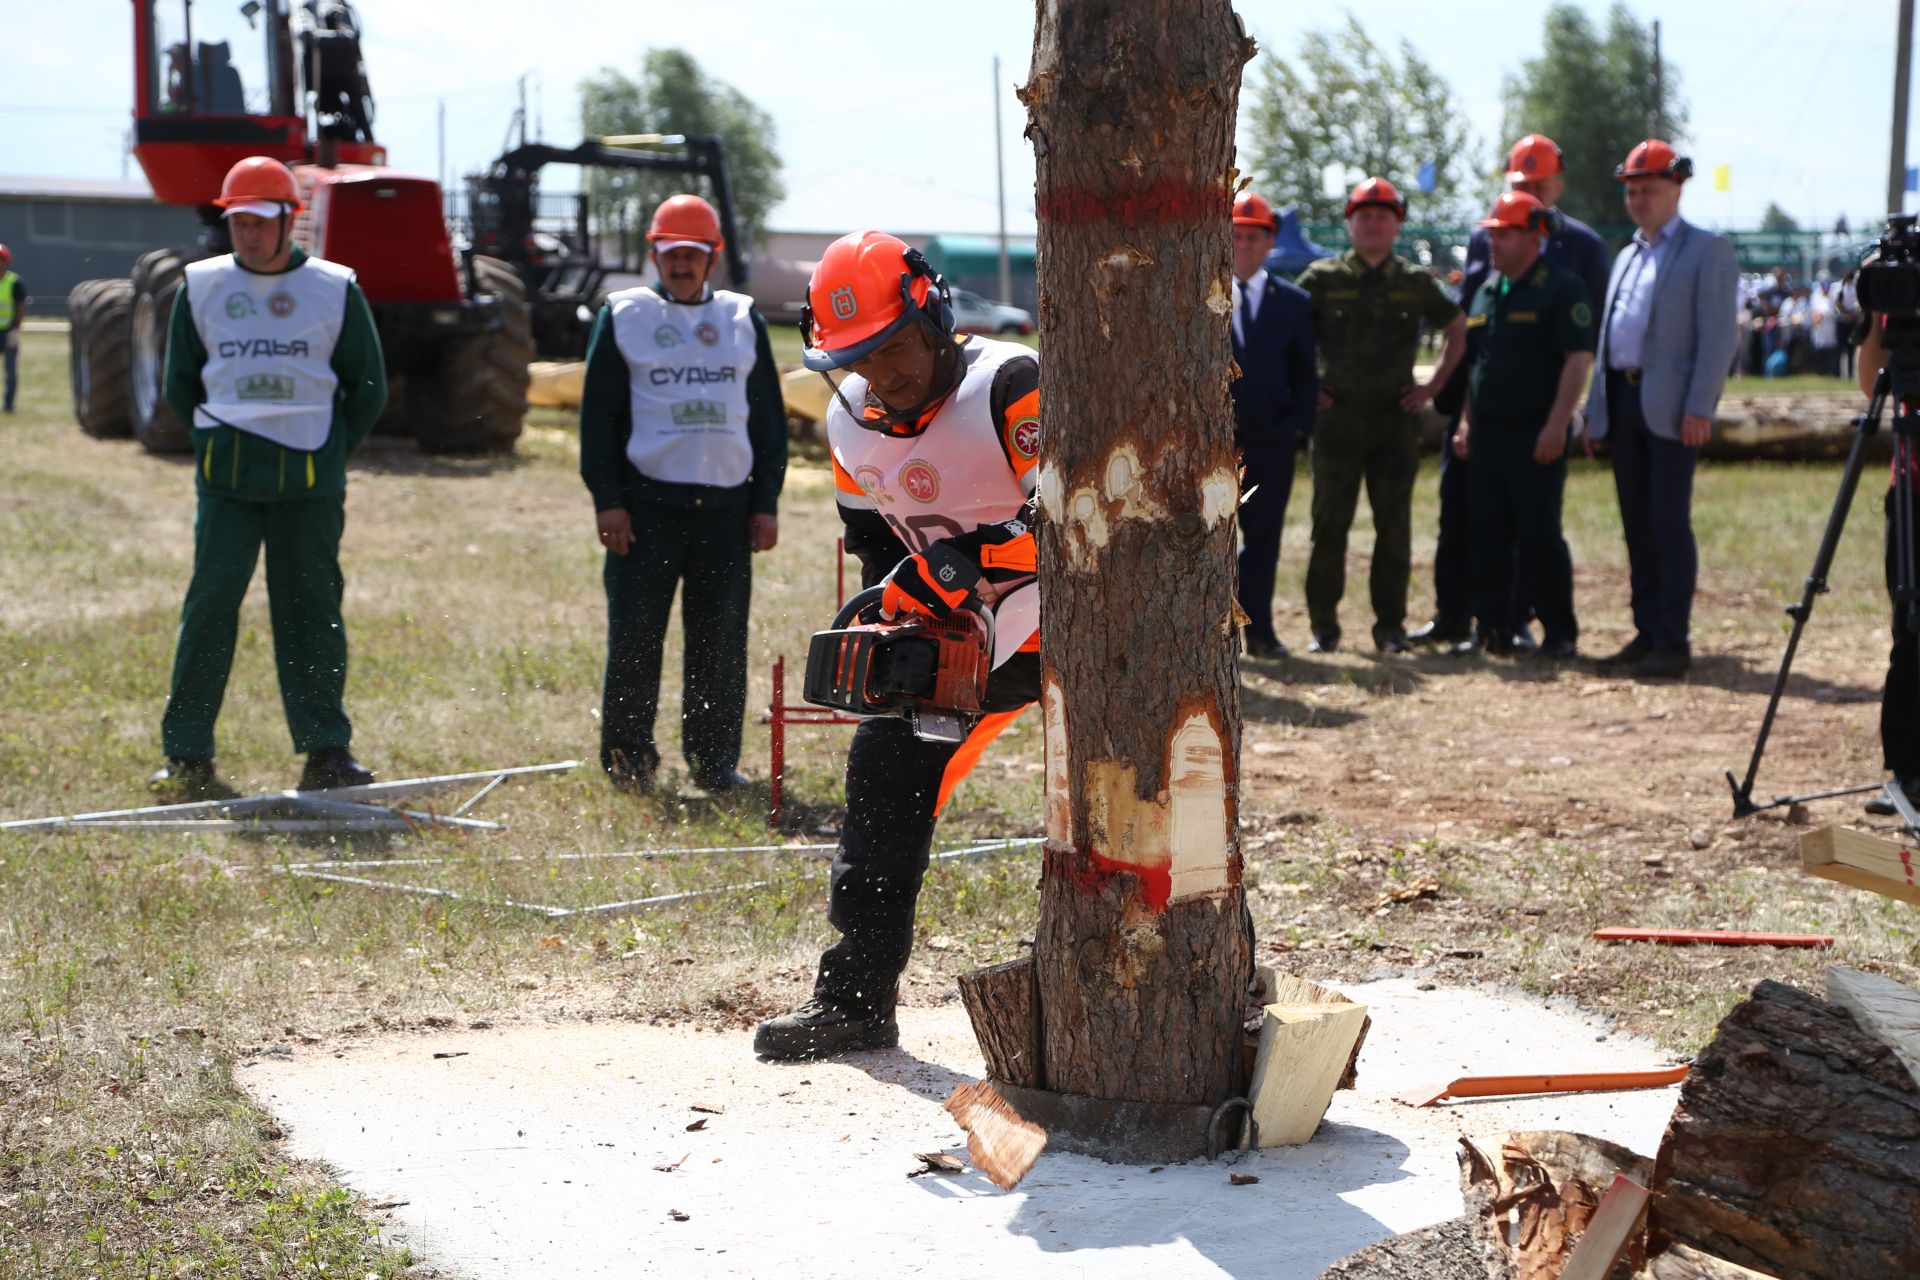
xmin=1726 ymin=362 xmax=1920 ymax=842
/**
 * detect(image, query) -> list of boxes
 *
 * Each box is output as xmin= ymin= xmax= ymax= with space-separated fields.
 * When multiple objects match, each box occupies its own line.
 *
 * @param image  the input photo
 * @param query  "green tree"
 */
xmin=1758 ymin=202 xmax=1800 ymax=233
xmin=578 ymin=49 xmax=785 ymax=254
xmin=1501 ymin=3 xmax=1688 ymax=231
xmin=1242 ymin=15 xmax=1482 ymax=228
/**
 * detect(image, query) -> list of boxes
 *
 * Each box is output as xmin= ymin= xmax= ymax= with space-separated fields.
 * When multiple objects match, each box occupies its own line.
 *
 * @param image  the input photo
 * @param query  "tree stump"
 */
xmin=1648 ymin=979 xmax=1920 ymax=1279
xmin=1020 ymin=0 xmax=1256 ymax=1116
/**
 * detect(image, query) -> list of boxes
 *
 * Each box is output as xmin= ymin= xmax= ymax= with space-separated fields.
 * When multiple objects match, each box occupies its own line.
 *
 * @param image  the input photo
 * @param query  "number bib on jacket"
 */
xmin=185 ymin=255 xmax=350 ymax=451
xmin=608 ymin=286 xmax=757 ymax=487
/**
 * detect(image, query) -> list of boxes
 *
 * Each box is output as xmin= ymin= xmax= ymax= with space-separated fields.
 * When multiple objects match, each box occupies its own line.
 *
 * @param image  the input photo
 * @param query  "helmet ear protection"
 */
xmin=799 ymin=247 xmax=956 ymax=357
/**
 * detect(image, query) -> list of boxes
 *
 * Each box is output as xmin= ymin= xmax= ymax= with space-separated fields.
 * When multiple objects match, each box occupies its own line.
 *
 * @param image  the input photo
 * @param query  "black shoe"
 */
xmin=1865 ymin=777 xmax=1920 ymax=816
xmin=1627 ymin=649 xmax=1690 ymax=679
xmin=1245 ymin=635 xmax=1288 ymax=659
xmin=1306 ymin=630 xmax=1340 ymax=654
xmin=1535 ymin=637 xmax=1579 ymax=661
xmin=1461 ymin=625 xmax=1514 ymax=657
xmin=753 ymin=997 xmax=900 ymax=1060
xmin=148 ymin=757 xmax=230 ymax=801
xmin=1594 ymin=637 xmax=1652 ymax=668
xmin=1409 ymin=619 xmax=1471 ymax=646
xmin=693 ymin=766 xmax=750 ymax=794
xmin=603 ymin=745 xmax=658 ymax=793
xmin=1375 ymin=633 xmax=1411 ymax=654
xmin=298 ymin=747 xmax=375 ymax=791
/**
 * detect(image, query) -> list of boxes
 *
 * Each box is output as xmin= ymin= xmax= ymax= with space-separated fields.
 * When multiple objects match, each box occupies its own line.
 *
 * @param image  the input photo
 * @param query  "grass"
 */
xmin=2 ymin=325 xmax=1915 ymax=1274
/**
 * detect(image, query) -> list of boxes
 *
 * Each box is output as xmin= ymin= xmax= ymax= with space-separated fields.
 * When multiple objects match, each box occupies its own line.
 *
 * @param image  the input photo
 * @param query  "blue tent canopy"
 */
xmin=1264 ymin=206 xmax=1333 ymax=281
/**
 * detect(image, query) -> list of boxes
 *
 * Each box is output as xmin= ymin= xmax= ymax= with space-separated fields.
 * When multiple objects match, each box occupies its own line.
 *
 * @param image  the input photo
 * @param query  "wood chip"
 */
xmin=371 ymin=1199 xmax=409 ymax=1210
xmin=431 ymin=1051 xmax=468 ymax=1060
xmin=943 ymin=1081 xmax=1046 ymax=1191
xmin=685 ymin=1117 xmax=709 ymax=1132
xmin=653 ymin=1153 xmax=689 ymax=1173
xmin=908 ymin=1152 xmax=966 ymax=1177
xmin=1229 ymin=1172 xmax=1260 ymax=1186
xmin=668 ymin=1209 xmax=690 ymax=1222
xmin=689 ymin=1103 xmax=725 ymax=1115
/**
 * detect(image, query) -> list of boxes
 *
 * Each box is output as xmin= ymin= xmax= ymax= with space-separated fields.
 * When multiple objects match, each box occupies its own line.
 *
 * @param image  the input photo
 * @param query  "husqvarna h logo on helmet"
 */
xmin=829 ymin=286 xmax=858 ymax=321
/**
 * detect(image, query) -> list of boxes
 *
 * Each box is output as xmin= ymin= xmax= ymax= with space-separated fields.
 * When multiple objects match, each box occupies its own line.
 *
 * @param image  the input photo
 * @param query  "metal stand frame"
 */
xmin=763 ymin=538 xmax=861 ymax=828
xmin=1727 ymin=364 xmax=1920 ymax=841
xmin=0 ymin=762 xmax=580 ymax=836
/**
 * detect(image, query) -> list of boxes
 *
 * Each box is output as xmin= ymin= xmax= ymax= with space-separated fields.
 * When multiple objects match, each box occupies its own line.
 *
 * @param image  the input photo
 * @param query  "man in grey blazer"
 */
xmin=1584 ymin=139 xmax=1739 ymax=678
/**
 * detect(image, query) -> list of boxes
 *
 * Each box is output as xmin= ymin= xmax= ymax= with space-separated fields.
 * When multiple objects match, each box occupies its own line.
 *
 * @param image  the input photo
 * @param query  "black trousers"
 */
xmin=815 ymin=653 xmax=1040 ymax=1013
xmin=1435 ymin=409 xmax=1534 ymax=633
xmin=1236 ymin=437 xmax=1298 ymax=646
xmin=1885 ymin=485 xmax=1920 ymax=778
xmin=1468 ymin=418 xmax=1577 ymax=645
xmin=1606 ymin=373 xmax=1700 ymax=656
xmin=599 ymin=492 xmax=752 ymax=776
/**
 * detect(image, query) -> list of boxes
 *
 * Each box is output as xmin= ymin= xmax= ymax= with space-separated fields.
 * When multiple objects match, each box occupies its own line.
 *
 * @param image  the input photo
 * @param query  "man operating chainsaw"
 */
xmin=753 ymin=231 xmax=1040 ymax=1060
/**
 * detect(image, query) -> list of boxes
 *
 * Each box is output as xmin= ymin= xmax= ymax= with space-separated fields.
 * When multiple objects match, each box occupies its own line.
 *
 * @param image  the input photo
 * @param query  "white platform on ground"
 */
xmin=243 ymin=977 xmax=1683 ymax=1279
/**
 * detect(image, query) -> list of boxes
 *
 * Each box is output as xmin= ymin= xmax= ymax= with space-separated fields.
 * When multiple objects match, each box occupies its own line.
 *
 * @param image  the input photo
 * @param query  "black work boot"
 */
xmin=753 ymin=997 xmax=899 ymax=1060
xmin=602 ymin=744 xmax=658 ymax=794
xmin=298 ymin=747 xmax=375 ymax=791
xmin=148 ymin=757 xmax=230 ymax=801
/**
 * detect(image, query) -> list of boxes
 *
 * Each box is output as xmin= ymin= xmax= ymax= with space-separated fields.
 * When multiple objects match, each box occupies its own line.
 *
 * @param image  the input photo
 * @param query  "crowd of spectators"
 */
xmin=1736 ymin=265 xmax=1859 ymax=379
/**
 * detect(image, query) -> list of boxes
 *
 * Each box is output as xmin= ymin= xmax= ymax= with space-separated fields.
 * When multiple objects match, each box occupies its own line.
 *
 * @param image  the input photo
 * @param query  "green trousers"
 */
xmin=600 ymin=491 xmax=753 ymax=777
xmin=161 ymin=491 xmax=351 ymax=759
xmin=1305 ymin=405 xmax=1420 ymax=644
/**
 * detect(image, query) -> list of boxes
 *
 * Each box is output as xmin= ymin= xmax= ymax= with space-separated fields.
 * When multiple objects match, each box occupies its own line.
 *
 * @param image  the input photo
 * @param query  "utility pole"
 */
xmin=437 ymin=99 xmax=446 ymax=192
xmin=1892 ymin=0 xmax=1915 ymax=215
xmin=994 ymin=55 xmax=1012 ymax=306
xmin=1652 ymin=20 xmax=1665 ymax=138
xmin=517 ymin=74 xmax=529 ymax=148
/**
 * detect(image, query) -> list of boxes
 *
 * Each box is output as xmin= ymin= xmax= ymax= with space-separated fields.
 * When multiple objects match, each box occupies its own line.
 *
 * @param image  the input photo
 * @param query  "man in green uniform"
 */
xmin=1297 ymin=177 xmax=1466 ymax=653
xmin=151 ymin=156 xmax=387 ymax=798
xmin=0 ymin=243 xmax=26 ymax=413
xmin=1452 ymin=192 xmax=1595 ymax=659
xmin=579 ymin=194 xmax=786 ymax=794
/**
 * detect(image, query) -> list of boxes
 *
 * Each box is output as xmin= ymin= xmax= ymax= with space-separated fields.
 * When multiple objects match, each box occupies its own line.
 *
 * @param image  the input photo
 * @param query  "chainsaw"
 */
xmin=802 ymin=586 xmax=995 ymax=743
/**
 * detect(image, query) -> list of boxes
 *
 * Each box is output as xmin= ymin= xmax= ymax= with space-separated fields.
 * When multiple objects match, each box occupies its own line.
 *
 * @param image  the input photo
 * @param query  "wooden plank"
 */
xmin=1245 ymin=999 xmax=1368 ymax=1146
xmin=1801 ymin=824 xmax=1920 ymax=906
xmin=1256 ymin=967 xmax=1370 ymax=1089
xmin=957 ymin=956 xmax=1042 ymax=1088
xmin=1560 ymin=1175 xmax=1652 ymax=1280
xmin=1594 ymin=926 xmax=1834 ymax=947
xmin=1826 ymin=964 xmax=1920 ymax=1091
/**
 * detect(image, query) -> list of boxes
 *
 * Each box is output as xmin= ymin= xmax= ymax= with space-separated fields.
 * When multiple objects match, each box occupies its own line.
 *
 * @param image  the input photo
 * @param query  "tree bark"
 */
xmin=957 ymin=956 xmax=1041 ymax=1087
xmin=1021 ymin=0 xmax=1255 ymax=1108
xmin=1648 ymin=979 xmax=1920 ymax=1279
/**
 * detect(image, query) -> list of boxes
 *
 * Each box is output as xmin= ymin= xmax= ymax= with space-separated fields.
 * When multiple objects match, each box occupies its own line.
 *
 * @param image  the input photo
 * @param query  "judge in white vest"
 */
xmin=578 ymin=193 xmax=787 ymax=794
xmin=152 ymin=156 xmax=388 ymax=799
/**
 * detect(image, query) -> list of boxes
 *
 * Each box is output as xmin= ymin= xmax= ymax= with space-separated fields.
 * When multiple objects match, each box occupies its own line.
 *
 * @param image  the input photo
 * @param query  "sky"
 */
xmin=3 ymin=0 xmax=1909 ymax=233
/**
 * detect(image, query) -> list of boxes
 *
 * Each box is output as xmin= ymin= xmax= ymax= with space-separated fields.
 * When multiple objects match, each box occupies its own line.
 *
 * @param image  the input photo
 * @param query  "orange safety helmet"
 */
xmin=0 ymin=243 xmax=10 ymax=268
xmin=1615 ymin=139 xmax=1693 ymax=182
xmin=1345 ymin=176 xmax=1407 ymax=219
xmin=646 ymin=193 xmax=725 ymax=251
xmin=212 ymin=156 xmax=305 ymax=216
xmin=1477 ymin=191 xmax=1551 ymax=233
xmin=1504 ymin=134 xmax=1563 ymax=183
xmin=1232 ymin=191 xmax=1279 ymax=230
xmin=800 ymin=231 xmax=955 ymax=373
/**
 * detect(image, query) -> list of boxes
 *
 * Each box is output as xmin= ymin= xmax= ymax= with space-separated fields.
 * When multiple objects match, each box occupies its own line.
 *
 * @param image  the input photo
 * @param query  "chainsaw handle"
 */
xmin=832 ymin=585 xmax=997 ymax=660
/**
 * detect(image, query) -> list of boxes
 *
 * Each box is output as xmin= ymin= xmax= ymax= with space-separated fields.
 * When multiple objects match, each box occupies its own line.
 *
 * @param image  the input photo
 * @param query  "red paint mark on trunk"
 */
xmin=1037 ymin=180 xmax=1228 ymax=228
xmin=1902 ymin=845 xmax=1915 ymax=886
xmin=1046 ymin=844 xmax=1171 ymax=913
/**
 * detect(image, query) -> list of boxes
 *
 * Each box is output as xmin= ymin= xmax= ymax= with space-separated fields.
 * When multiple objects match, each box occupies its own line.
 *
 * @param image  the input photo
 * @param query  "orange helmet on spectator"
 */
xmin=1615 ymin=139 xmax=1693 ymax=182
xmin=0 ymin=244 xmax=11 ymax=268
xmin=647 ymin=194 xmax=725 ymax=253
xmin=801 ymin=231 xmax=955 ymax=372
xmin=213 ymin=156 xmax=305 ymax=217
xmin=1505 ymin=134 xmax=1563 ymax=183
xmin=1477 ymin=191 xmax=1552 ymax=233
xmin=1232 ymin=191 xmax=1280 ymax=230
xmin=1345 ymin=176 xmax=1408 ymax=219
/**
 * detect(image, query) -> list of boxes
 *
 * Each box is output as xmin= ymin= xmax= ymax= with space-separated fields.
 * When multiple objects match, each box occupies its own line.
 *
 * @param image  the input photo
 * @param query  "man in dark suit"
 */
xmin=1230 ymin=191 xmax=1318 ymax=659
xmin=1584 ymin=139 xmax=1739 ymax=679
xmin=1419 ymin=134 xmax=1611 ymax=651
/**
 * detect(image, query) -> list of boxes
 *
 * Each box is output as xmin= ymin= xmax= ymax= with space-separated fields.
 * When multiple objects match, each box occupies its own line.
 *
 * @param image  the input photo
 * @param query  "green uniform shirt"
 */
xmin=1465 ymin=258 xmax=1596 ymax=422
xmin=163 ymin=246 xmax=388 ymax=502
xmin=1296 ymin=249 xmax=1459 ymax=407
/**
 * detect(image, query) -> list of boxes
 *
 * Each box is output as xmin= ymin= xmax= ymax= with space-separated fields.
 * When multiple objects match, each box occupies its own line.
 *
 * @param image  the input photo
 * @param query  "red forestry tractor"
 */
xmin=70 ymin=1 xmax=531 ymax=453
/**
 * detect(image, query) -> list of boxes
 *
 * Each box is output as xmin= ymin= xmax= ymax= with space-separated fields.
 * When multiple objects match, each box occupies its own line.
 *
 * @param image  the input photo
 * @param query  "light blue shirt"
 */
xmin=1606 ymin=214 xmax=1680 ymax=370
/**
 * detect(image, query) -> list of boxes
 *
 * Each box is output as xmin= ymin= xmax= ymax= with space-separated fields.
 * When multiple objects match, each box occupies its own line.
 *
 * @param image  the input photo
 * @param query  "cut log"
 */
xmin=1649 ymin=979 xmax=1920 ymax=1279
xmin=1244 ymin=998 xmax=1368 ymax=1146
xmin=1459 ymin=1131 xmax=1653 ymax=1280
xmin=1800 ymin=824 xmax=1920 ymax=906
xmin=1257 ymin=967 xmax=1371 ymax=1089
xmin=1638 ymin=1242 xmax=1780 ymax=1279
xmin=1825 ymin=964 xmax=1920 ymax=1090
xmin=957 ymin=956 xmax=1042 ymax=1088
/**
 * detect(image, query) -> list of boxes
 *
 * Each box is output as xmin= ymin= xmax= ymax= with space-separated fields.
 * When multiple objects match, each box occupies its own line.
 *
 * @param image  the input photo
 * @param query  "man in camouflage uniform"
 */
xmin=1296 ymin=177 xmax=1466 ymax=653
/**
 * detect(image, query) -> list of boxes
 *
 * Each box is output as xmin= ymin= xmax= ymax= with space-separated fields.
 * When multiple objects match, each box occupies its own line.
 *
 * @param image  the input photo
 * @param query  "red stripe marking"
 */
xmin=1037 ymin=180 xmax=1229 ymax=228
xmin=1046 ymin=844 xmax=1171 ymax=913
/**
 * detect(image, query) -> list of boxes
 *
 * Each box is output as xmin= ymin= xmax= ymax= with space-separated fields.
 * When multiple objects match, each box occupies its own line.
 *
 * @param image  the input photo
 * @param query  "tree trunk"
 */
xmin=1648 ymin=979 xmax=1920 ymax=1279
xmin=1020 ymin=0 xmax=1255 ymax=1109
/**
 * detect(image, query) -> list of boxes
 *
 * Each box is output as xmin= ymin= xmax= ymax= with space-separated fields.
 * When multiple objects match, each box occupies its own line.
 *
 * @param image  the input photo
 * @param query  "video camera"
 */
xmin=1855 ymin=215 xmax=1920 ymax=404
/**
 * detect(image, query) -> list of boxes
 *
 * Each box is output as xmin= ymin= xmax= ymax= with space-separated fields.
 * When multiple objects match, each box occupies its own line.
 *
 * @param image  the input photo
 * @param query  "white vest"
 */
xmin=185 ymin=254 xmax=352 ymax=451
xmin=828 ymin=338 xmax=1039 ymax=665
xmin=608 ymin=286 xmax=757 ymax=487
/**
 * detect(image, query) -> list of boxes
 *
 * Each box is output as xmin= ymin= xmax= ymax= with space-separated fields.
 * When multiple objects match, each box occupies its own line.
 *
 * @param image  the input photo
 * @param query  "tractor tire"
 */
xmin=128 ymin=249 xmax=191 ymax=453
xmin=414 ymin=254 xmax=532 ymax=453
xmin=68 ymin=278 xmax=135 ymax=438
